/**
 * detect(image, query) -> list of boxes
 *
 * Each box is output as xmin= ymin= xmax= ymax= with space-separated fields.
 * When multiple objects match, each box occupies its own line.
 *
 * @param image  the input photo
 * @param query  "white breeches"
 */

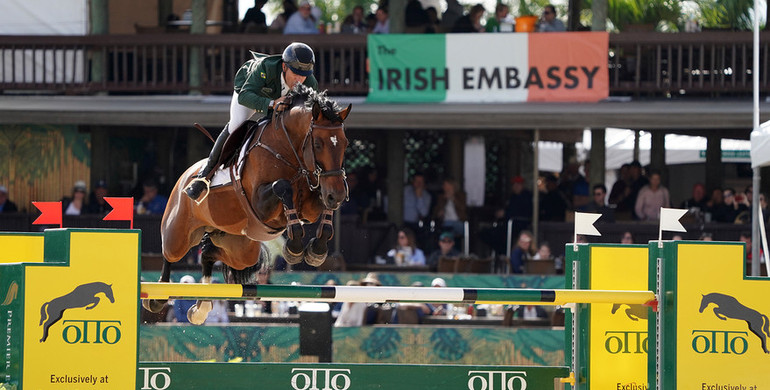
xmin=228 ymin=91 xmax=256 ymax=134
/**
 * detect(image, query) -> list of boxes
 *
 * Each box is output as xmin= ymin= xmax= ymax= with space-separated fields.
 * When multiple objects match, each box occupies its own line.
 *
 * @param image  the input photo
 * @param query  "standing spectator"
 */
xmin=579 ymin=184 xmax=615 ymax=223
xmin=486 ymin=2 xmax=511 ymax=32
xmin=539 ymin=174 xmax=568 ymax=222
xmin=403 ymin=173 xmax=431 ymax=246
xmin=608 ymin=163 xmax=632 ymax=219
xmin=404 ymin=0 xmax=429 ymax=32
xmin=62 ymin=180 xmax=88 ymax=216
xmin=634 ymin=171 xmax=670 ymax=221
xmin=504 ymin=175 xmax=533 ymax=241
xmin=441 ymin=0 xmax=464 ymax=32
xmin=432 ymin=178 xmax=467 ymax=237
xmin=136 ymin=180 xmax=168 ymax=215
xmin=451 ymin=3 xmax=485 ymax=33
xmin=284 ymin=0 xmax=319 ymax=34
xmin=706 ymin=187 xmax=728 ymax=223
xmin=510 ymin=230 xmax=533 ymax=273
xmin=372 ymin=6 xmax=389 ymax=34
xmin=722 ymin=188 xmax=749 ymax=224
xmin=537 ymin=4 xmax=565 ymax=32
xmin=0 ymin=185 xmax=18 ymax=213
xmin=425 ymin=7 xmax=441 ymax=33
xmin=341 ymin=5 xmax=367 ymax=34
xmin=680 ymin=183 xmax=708 ymax=212
xmin=387 ymin=227 xmax=426 ymax=266
xmin=627 ymin=161 xmax=649 ymax=219
xmin=269 ymin=0 xmax=298 ymax=33
xmin=241 ymin=0 xmax=268 ymax=33
xmin=86 ymin=180 xmax=111 ymax=214
xmin=426 ymin=231 xmax=461 ymax=269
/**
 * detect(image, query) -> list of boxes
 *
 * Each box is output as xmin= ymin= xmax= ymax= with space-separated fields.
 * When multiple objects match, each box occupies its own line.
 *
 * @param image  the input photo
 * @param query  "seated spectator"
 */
xmin=241 ymin=0 xmax=268 ymax=33
xmin=387 ymin=227 xmax=426 ymax=266
xmin=432 ymin=178 xmax=467 ymax=237
xmin=62 ymin=180 xmax=88 ymax=216
xmin=425 ymin=7 xmax=441 ymax=33
xmin=86 ymin=180 xmax=110 ymax=214
xmin=706 ymin=187 xmax=729 ymax=223
xmin=486 ymin=2 xmax=512 ymax=32
xmin=680 ymin=183 xmax=708 ymax=212
xmin=441 ymin=0 xmax=464 ymax=32
xmin=371 ymin=6 xmax=389 ymax=34
xmin=515 ymin=305 xmax=548 ymax=320
xmin=172 ymin=275 xmax=197 ymax=323
xmin=579 ymin=183 xmax=615 ymax=223
xmin=699 ymin=232 xmax=713 ymax=241
xmin=0 ymin=185 xmax=18 ymax=213
xmin=341 ymin=5 xmax=367 ymax=34
xmin=505 ymin=175 xmax=533 ymax=235
xmin=540 ymin=174 xmax=568 ymax=222
xmin=536 ymin=4 xmax=565 ymax=32
xmin=427 ymin=231 xmax=461 ymax=269
xmin=634 ymin=171 xmax=670 ymax=221
xmin=721 ymin=188 xmax=748 ymax=223
xmin=269 ymin=0 xmax=298 ymax=33
xmin=510 ymin=230 xmax=533 ymax=273
xmin=532 ymin=242 xmax=552 ymax=260
xmin=136 ymin=179 xmax=168 ymax=215
xmin=620 ymin=231 xmax=634 ymax=244
xmin=284 ymin=0 xmax=319 ymax=34
xmin=404 ymin=0 xmax=429 ymax=32
xmin=451 ymin=3 xmax=485 ymax=33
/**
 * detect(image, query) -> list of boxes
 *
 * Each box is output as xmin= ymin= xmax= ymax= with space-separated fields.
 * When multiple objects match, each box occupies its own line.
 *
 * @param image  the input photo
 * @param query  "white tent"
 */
xmin=751 ymin=120 xmax=770 ymax=168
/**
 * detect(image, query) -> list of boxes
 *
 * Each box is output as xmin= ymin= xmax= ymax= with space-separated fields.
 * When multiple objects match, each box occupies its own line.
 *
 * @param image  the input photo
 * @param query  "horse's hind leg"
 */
xmin=187 ymin=236 xmax=217 ymax=325
xmin=270 ymin=180 xmax=304 ymax=265
xmin=40 ymin=309 xmax=65 ymax=342
xmin=305 ymin=209 xmax=334 ymax=267
xmin=142 ymin=258 xmax=172 ymax=313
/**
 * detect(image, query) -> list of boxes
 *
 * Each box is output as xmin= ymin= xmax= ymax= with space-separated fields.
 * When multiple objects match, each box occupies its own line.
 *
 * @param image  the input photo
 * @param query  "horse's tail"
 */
xmin=762 ymin=313 xmax=770 ymax=338
xmin=39 ymin=301 xmax=49 ymax=325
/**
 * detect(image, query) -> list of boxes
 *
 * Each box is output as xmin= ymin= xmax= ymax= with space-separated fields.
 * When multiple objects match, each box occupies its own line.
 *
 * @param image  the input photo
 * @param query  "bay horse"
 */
xmin=143 ymin=84 xmax=351 ymax=324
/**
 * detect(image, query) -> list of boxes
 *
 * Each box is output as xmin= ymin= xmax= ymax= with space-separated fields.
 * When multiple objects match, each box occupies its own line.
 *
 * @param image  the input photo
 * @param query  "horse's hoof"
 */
xmin=142 ymin=299 xmax=167 ymax=313
xmin=187 ymin=300 xmax=212 ymax=325
xmin=304 ymin=240 xmax=327 ymax=267
xmin=283 ymin=244 xmax=304 ymax=265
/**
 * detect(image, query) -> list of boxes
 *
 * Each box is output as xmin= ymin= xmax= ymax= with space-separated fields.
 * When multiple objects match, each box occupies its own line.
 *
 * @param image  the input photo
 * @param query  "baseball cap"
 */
xmin=180 ymin=275 xmax=196 ymax=284
xmin=511 ymin=176 xmax=524 ymax=184
xmin=439 ymin=232 xmax=454 ymax=241
xmin=73 ymin=180 xmax=87 ymax=192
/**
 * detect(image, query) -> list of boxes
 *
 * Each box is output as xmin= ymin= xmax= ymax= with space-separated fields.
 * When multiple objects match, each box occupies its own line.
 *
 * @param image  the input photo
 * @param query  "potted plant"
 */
xmin=515 ymin=0 xmax=541 ymax=32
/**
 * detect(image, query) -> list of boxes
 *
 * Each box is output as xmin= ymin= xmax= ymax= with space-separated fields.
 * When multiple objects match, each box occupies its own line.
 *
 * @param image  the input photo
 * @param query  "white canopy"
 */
xmin=751 ymin=121 xmax=770 ymax=168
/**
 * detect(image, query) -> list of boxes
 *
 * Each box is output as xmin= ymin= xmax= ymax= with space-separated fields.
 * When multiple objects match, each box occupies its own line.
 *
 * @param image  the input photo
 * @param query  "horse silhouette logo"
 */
xmin=39 ymin=282 xmax=115 ymax=342
xmin=699 ymin=292 xmax=770 ymax=354
xmin=611 ymin=303 xmax=648 ymax=321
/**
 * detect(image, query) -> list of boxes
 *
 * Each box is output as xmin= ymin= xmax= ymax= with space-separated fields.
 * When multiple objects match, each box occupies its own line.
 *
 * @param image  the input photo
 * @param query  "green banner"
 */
xmin=0 ymin=265 xmax=24 ymax=390
xmin=367 ymin=34 xmax=446 ymax=103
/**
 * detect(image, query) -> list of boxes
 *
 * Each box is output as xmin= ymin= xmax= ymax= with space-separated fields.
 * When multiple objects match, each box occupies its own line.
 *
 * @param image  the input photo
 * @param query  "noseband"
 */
xmin=254 ymin=110 xmax=347 ymax=192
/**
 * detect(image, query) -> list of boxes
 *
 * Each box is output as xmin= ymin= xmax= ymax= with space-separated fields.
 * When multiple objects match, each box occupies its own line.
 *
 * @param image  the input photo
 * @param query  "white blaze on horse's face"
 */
xmin=330 ymin=135 xmax=338 ymax=147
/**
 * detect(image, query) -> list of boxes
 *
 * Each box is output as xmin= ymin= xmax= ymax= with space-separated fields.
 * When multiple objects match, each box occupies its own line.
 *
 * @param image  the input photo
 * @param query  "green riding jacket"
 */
xmin=233 ymin=51 xmax=319 ymax=115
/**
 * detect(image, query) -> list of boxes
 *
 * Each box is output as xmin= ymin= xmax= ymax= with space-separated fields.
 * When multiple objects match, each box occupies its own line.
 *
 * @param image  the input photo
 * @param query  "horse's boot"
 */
xmin=185 ymin=125 xmax=229 ymax=202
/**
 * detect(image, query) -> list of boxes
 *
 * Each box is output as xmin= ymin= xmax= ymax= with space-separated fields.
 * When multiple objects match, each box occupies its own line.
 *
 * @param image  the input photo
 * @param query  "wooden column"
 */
xmin=447 ymin=132 xmax=463 ymax=183
xmin=650 ymin=131 xmax=666 ymax=184
xmin=387 ymin=130 xmax=405 ymax=226
xmin=89 ymin=0 xmax=108 ymax=84
xmin=589 ymin=128 xmax=606 ymax=188
xmin=189 ymin=0 xmax=206 ymax=95
xmin=388 ymin=0 xmax=406 ymax=33
xmin=705 ymin=134 xmax=723 ymax=192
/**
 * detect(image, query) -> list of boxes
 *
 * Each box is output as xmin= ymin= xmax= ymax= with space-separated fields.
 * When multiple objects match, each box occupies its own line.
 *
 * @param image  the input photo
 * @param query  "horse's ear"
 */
xmin=337 ymin=104 xmax=352 ymax=122
xmin=312 ymin=101 xmax=322 ymax=121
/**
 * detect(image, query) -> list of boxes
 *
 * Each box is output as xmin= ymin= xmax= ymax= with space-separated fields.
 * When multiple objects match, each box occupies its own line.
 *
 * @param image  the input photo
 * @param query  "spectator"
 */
xmin=86 ymin=180 xmax=110 ymax=215
xmin=515 ymin=305 xmax=548 ymax=320
xmin=739 ymin=231 xmax=762 ymax=261
xmin=426 ymin=231 xmax=461 ymax=269
xmin=451 ymin=3 xmax=485 ymax=33
xmin=537 ymin=4 xmax=565 ymax=32
xmin=0 ymin=185 xmax=18 ymax=213
xmin=387 ymin=227 xmax=426 ymax=266
xmin=635 ymin=171 xmax=669 ymax=221
xmin=241 ymin=0 xmax=268 ymax=33
xmin=432 ymin=178 xmax=467 ymax=237
xmin=486 ymin=2 xmax=512 ymax=32
xmin=504 ymin=176 xmax=533 ymax=233
xmin=539 ymin=174 xmax=568 ymax=222
xmin=680 ymin=183 xmax=708 ymax=212
xmin=136 ymin=180 xmax=168 ymax=215
xmin=608 ymin=163 xmax=632 ymax=219
xmin=284 ymin=0 xmax=319 ymax=34
xmin=62 ymin=180 xmax=88 ymax=216
xmin=707 ymin=187 xmax=730 ymax=223
xmin=722 ymin=188 xmax=748 ymax=223
xmin=269 ymin=0 xmax=298 ymax=33
xmin=627 ymin=160 xmax=649 ymax=219
xmin=532 ymin=242 xmax=552 ymax=260
xmin=558 ymin=157 xmax=588 ymax=210
xmin=441 ymin=0 xmax=464 ymax=32
xmin=510 ymin=230 xmax=533 ymax=273
xmin=425 ymin=7 xmax=441 ymax=33
xmin=404 ymin=0 xmax=429 ymax=32
xmin=620 ymin=231 xmax=634 ymax=244
xmin=334 ymin=279 xmax=367 ymax=327
xmin=579 ymin=184 xmax=615 ymax=223
xmin=403 ymin=173 xmax=431 ymax=246
xmin=426 ymin=277 xmax=449 ymax=315
xmin=172 ymin=275 xmax=197 ymax=323
xmin=341 ymin=5 xmax=367 ymax=34
xmin=699 ymin=232 xmax=713 ymax=241
xmin=372 ymin=6 xmax=389 ymax=34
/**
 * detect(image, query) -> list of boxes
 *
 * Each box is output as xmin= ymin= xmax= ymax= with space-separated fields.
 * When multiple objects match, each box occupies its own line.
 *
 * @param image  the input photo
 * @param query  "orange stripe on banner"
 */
xmin=527 ymin=32 xmax=609 ymax=102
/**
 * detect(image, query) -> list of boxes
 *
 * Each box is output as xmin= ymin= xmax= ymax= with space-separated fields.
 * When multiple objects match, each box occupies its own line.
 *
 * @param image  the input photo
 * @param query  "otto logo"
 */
xmin=467 ymin=370 xmax=528 ymax=390
xmin=139 ymin=367 xmax=171 ymax=390
xmin=604 ymin=331 xmax=648 ymax=354
xmin=61 ymin=320 xmax=122 ymax=344
xmin=290 ymin=368 xmax=351 ymax=390
xmin=691 ymin=330 xmax=749 ymax=355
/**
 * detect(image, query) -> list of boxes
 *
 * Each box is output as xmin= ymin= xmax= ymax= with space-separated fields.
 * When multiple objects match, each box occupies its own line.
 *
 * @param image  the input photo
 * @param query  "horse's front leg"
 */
xmin=304 ymin=209 xmax=334 ymax=267
xmin=141 ymin=258 xmax=172 ymax=313
xmin=187 ymin=239 xmax=216 ymax=325
xmin=262 ymin=180 xmax=304 ymax=264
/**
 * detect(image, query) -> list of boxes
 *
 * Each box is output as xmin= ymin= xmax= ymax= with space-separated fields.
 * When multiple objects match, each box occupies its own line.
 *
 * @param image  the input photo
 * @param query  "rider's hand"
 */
xmin=273 ymin=96 xmax=288 ymax=112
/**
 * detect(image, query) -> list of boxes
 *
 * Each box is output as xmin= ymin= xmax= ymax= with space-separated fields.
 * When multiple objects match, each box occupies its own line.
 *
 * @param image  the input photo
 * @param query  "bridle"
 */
xmin=253 ymin=106 xmax=347 ymax=195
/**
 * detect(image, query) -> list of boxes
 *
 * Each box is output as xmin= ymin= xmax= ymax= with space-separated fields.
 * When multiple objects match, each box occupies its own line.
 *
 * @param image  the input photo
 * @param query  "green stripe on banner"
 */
xmin=367 ymin=34 xmax=446 ymax=102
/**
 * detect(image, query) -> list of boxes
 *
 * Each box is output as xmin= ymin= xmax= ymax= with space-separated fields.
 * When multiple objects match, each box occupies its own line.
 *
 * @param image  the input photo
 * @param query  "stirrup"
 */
xmin=189 ymin=177 xmax=212 ymax=205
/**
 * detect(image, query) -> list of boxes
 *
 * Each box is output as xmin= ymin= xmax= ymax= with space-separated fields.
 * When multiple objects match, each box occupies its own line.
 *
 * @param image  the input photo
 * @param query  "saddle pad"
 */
xmin=209 ymin=128 xmax=258 ymax=189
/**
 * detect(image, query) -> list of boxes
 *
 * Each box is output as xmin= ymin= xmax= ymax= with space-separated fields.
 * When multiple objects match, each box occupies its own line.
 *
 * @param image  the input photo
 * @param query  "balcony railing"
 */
xmin=1 ymin=32 xmax=770 ymax=96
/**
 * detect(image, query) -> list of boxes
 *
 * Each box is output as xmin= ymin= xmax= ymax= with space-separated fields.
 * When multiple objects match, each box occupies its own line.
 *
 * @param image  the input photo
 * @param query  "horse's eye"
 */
xmin=314 ymin=140 xmax=322 ymax=150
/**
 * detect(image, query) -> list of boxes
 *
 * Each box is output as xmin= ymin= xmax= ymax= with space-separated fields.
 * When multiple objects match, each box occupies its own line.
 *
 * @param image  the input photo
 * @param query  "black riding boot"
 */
xmin=184 ymin=126 xmax=229 ymax=201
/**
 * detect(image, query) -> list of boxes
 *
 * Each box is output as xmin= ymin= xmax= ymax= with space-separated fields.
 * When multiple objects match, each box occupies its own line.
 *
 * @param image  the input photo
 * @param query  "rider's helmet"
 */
xmin=282 ymin=42 xmax=315 ymax=77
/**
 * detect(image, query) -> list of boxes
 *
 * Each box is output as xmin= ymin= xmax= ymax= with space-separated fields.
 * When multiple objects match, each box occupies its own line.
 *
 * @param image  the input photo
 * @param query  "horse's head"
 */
xmin=281 ymin=85 xmax=351 ymax=210
xmin=699 ymin=294 xmax=712 ymax=313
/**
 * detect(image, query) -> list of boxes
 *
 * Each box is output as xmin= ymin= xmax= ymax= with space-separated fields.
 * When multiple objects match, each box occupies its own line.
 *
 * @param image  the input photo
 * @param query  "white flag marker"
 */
xmin=659 ymin=207 xmax=688 ymax=247
xmin=573 ymin=212 xmax=602 ymax=251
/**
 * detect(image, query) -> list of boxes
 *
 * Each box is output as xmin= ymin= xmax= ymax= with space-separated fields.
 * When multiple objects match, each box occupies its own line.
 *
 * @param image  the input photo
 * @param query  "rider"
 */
xmin=184 ymin=42 xmax=319 ymax=201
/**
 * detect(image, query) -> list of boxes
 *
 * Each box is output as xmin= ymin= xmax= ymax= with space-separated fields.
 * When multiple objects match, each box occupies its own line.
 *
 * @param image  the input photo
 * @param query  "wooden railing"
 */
xmin=2 ymin=32 xmax=770 ymax=96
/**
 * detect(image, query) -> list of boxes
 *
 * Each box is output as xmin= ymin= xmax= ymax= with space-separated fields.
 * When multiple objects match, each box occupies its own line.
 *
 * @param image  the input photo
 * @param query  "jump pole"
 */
xmin=141 ymin=283 xmax=657 ymax=306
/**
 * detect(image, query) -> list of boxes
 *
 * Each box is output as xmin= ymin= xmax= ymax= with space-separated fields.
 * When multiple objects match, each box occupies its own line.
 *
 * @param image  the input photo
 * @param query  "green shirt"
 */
xmin=233 ymin=51 xmax=318 ymax=115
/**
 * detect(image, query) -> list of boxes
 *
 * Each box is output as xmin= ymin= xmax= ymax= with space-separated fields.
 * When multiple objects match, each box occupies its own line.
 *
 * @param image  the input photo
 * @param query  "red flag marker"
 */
xmin=32 ymin=201 xmax=62 ymax=228
xmin=103 ymin=197 xmax=135 ymax=229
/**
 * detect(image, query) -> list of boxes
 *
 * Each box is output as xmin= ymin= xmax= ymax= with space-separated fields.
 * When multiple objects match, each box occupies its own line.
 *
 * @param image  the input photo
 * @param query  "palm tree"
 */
xmin=695 ymin=0 xmax=755 ymax=30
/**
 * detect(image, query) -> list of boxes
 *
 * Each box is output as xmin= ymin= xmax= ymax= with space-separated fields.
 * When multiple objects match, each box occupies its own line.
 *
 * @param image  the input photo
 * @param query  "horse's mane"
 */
xmin=286 ymin=84 xmax=343 ymax=123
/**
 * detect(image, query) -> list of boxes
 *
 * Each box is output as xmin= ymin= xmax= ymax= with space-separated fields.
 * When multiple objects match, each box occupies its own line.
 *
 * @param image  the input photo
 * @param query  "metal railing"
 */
xmin=2 ymin=32 xmax=770 ymax=96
